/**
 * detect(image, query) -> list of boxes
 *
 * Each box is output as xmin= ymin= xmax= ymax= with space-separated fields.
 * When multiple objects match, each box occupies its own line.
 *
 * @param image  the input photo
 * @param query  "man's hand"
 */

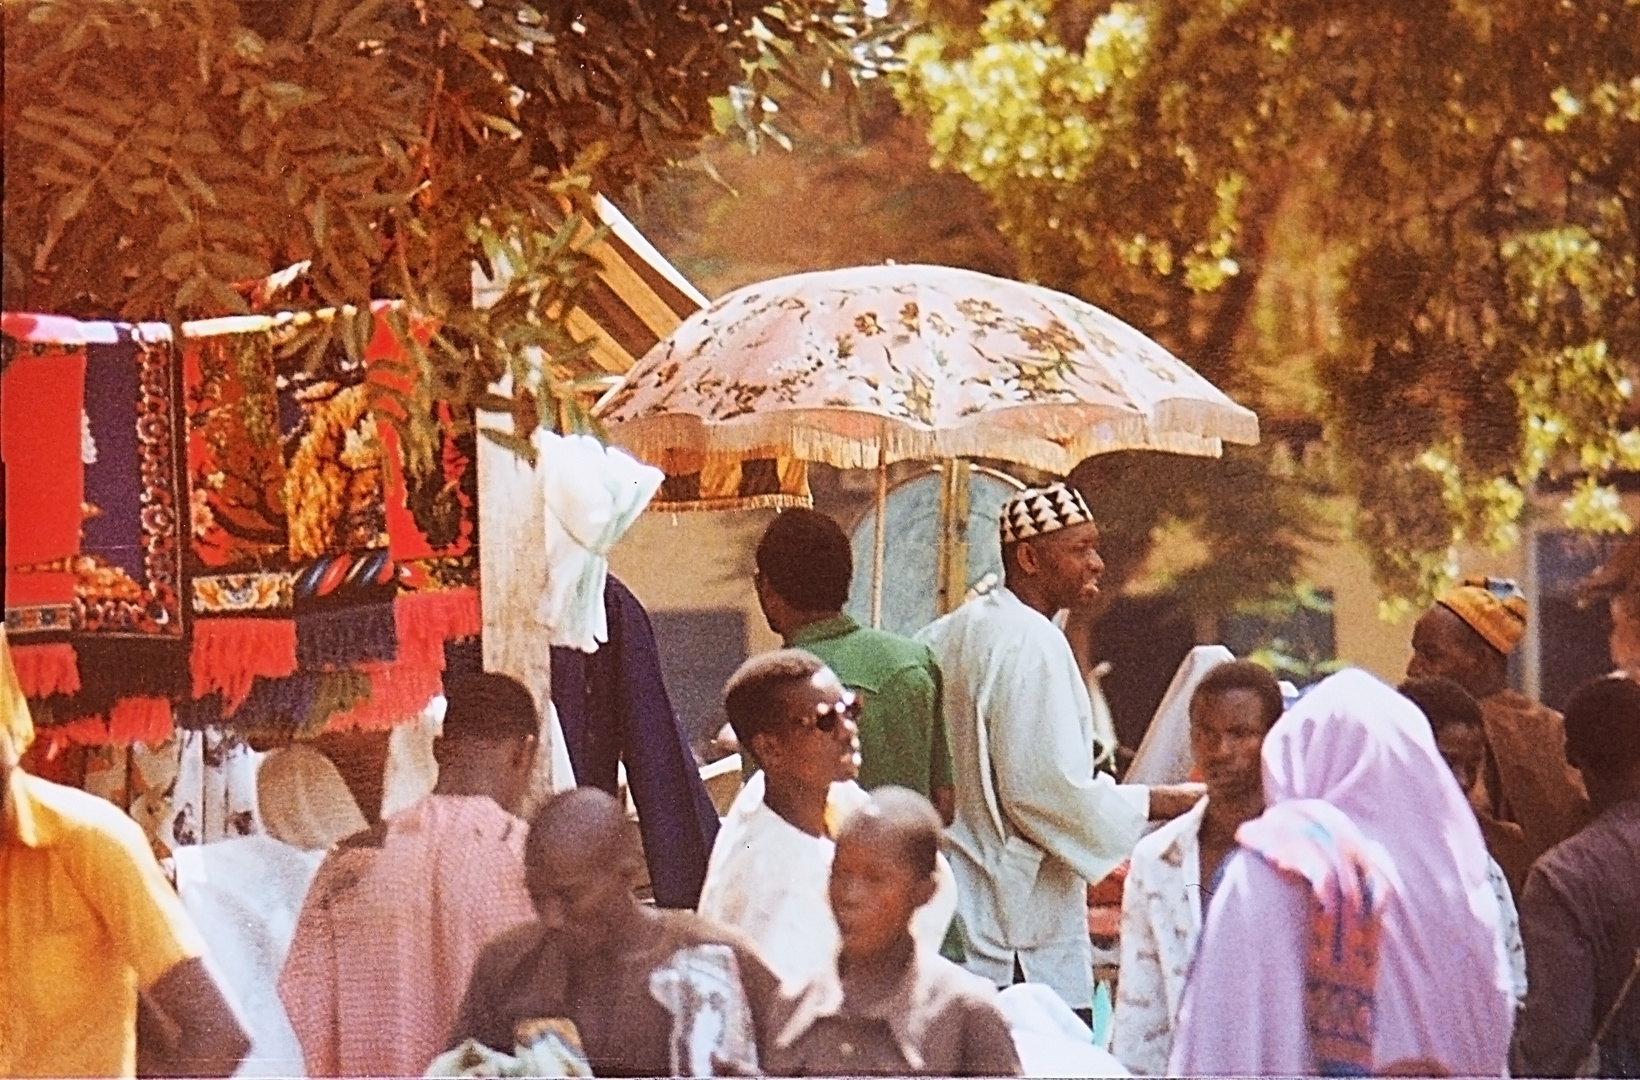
xmin=1146 ymin=782 xmax=1207 ymax=821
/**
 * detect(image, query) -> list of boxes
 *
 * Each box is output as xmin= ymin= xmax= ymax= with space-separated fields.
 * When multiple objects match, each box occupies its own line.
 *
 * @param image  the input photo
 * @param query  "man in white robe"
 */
xmin=917 ymin=482 xmax=1204 ymax=1017
xmin=698 ymin=651 xmax=957 ymax=986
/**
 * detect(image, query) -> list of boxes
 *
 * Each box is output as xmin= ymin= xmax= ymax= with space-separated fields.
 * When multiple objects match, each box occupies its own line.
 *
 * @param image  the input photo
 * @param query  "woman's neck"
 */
xmin=763 ymin=772 xmax=830 ymax=837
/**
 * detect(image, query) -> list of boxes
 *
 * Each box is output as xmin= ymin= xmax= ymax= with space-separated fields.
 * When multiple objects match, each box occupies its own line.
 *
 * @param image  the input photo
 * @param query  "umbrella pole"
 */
xmin=871 ymin=443 xmax=887 ymax=629
xmin=936 ymin=458 xmax=970 ymax=616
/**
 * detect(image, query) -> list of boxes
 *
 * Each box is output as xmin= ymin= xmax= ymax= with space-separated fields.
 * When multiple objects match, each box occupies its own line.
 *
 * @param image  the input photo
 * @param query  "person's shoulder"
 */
xmin=919 ymin=951 xmax=1006 ymax=1008
xmin=478 ymin=917 xmax=548 ymax=965
xmin=334 ymin=818 xmax=391 ymax=851
xmin=302 ymin=827 xmax=388 ymax=906
xmin=658 ymin=907 xmax=761 ymax=952
xmin=1130 ymin=801 xmax=1204 ymax=871
xmin=847 ymin=625 xmax=937 ymax=664
xmin=1532 ymin=801 xmax=1640 ymax=882
xmin=1487 ymin=688 xmax=1564 ymax=723
xmin=915 ymin=593 xmax=994 ymax=638
xmin=659 ymin=910 xmax=784 ymax=990
xmin=22 ymin=772 xmax=149 ymax=848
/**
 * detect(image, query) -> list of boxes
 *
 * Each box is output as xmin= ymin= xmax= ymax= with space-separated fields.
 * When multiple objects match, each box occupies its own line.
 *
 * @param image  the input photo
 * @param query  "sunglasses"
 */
xmin=801 ymin=690 xmax=861 ymax=734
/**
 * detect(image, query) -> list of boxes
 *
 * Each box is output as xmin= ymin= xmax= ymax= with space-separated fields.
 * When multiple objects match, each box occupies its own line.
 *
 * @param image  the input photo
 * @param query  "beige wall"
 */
xmin=608 ymin=508 xmax=783 ymax=654
xmin=1303 ymin=522 xmax=1524 ymax=685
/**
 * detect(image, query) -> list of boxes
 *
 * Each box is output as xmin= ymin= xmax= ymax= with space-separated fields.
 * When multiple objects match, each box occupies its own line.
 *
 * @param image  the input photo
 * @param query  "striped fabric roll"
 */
xmin=581 ymin=198 xmax=812 ymax=512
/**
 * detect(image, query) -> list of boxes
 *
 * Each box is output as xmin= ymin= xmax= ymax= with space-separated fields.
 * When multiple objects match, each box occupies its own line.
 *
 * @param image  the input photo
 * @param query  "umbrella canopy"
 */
xmin=597 ymin=264 xmax=1259 ymax=474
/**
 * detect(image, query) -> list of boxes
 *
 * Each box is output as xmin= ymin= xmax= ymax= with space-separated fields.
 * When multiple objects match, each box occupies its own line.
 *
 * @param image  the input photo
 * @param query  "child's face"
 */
xmin=829 ymin=831 xmax=934 ymax=962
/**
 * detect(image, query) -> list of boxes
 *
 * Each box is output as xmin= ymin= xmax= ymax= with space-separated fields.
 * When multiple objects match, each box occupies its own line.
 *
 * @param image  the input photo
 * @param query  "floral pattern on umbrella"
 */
xmin=600 ymin=265 xmax=1255 ymax=475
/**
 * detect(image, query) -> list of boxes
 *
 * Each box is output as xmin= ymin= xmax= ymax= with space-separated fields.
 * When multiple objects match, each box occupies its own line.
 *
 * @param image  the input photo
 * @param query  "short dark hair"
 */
xmin=442 ymin=672 xmax=539 ymax=742
xmin=862 ymin=786 xmax=943 ymax=877
xmin=1398 ymin=676 xmax=1483 ymax=737
xmin=1563 ymin=674 xmax=1640 ymax=779
xmin=723 ymin=649 xmax=826 ymax=750
xmin=755 ymin=509 xmax=853 ymax=612
xmin=1191 ymin=660 xmax=1284 ymax=730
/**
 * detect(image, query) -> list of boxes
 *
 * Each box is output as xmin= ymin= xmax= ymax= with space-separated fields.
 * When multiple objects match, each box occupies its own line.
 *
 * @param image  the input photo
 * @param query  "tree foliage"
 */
xmin=893 ymin=0 xmax=1640 ymax=608
xmin=3 ymin=0 xmax=881 ymax=470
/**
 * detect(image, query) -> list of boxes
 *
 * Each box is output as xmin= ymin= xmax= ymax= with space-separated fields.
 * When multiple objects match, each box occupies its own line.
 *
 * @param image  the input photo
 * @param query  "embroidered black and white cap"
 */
xmin=999 ymin=482 xmax=1095 ymax=544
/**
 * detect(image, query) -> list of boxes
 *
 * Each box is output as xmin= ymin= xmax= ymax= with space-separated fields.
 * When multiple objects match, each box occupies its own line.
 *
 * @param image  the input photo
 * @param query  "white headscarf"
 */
xmin=1123 ymin=645 xmax=1233 ymax=785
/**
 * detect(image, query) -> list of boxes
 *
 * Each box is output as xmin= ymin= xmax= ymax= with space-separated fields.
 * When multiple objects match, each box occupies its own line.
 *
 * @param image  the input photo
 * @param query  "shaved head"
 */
xmin=523 ymin=787 xmax=644 ymax=957
xmin=835 ymin=786 xmax=942 ymax=877
xmin=526 ymin=787 xmax=629 ymax=869
xmin=831 ymin=787 xmax=942 ymax=962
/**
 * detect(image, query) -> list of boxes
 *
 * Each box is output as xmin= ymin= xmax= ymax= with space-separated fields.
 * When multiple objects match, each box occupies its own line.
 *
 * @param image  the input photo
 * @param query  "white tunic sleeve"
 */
xmin=982 ymin=625 xmax=1148 ymax=885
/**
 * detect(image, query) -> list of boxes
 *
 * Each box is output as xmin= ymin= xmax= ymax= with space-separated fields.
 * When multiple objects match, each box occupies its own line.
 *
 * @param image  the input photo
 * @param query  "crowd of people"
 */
xmin=3 ymin=481 xmax=1639 ymax=1078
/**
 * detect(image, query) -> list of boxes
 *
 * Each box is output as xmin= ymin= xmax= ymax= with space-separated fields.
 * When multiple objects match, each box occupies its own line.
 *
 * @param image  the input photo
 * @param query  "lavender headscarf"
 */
xmin=1169 ymin=668 xmax=1513 ymax=1077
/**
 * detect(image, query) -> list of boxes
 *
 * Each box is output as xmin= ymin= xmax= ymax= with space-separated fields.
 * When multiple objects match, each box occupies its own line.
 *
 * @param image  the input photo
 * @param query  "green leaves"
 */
xmin=897 ymin=0 xmax=1640 ymax=609
xmin=4 ymin=0 xmax=885 ymax=489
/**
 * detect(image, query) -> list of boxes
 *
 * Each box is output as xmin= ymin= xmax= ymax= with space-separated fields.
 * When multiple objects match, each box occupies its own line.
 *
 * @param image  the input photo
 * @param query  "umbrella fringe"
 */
xmin=1152 ymin=398 xmax=1261 ymax=447
xmin=611 ymin=410 xmax=1247 ymax=477
xmin=649 ymin=492 xmax=814 ymax=513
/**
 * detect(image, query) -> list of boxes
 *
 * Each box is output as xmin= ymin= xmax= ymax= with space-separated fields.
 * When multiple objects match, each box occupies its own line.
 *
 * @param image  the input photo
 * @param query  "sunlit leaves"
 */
xmin=5 ymin=0 xmax=864 ymax=483
xmin=896 ymin=0 xmax=1640 ymax=609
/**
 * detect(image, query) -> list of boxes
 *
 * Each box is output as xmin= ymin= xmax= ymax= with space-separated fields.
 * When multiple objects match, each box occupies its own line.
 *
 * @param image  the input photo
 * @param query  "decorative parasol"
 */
xmin=598 ymin=264 xmax=1261 ymax=624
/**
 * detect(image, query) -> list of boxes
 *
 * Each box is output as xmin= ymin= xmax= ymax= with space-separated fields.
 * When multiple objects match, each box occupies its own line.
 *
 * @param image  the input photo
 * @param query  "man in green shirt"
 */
xmin=749 ymin=509 xmax=955 ymax=824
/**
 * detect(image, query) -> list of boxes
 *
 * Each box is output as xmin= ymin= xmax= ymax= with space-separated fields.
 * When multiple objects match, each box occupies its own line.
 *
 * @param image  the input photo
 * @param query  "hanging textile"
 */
xmin=79 ymin=333 xmax=186 ymax=636
xmin=651 ymin=450 xmax=813 ymax=514
xmin=537 ymin=429 xmax=663 ymax=650
xmin=2 ymin=339 xmax=85 ymax=621
xmin=10 ymin=643 xmax=80 ymax=699
xmin=4 ymin=327 xmax=186 ymax=642
xmin=551 ymin=575 xmax=721 ymax=910
xmin=165 ymin=728 xmax=262 ymax=848
xmin=5 ymin=306 xmax=473 ymax=741
xmin=191 ymin=619 xmax=299 ymax=714
xmin=476 ymin=421 xmax=661 ymax=795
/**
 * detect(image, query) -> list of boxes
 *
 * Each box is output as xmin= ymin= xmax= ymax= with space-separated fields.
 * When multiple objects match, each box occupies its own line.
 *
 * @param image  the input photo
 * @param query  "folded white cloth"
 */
xmin=535 ymin=430 xmax=663 ymax=652
xmin=998 ymin=984 xmax=1131 ymax=1078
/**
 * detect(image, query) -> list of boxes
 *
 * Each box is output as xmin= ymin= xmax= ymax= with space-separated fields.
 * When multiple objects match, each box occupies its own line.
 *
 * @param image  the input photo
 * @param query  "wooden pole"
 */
xmin=871 ymin=441 xmax=888 ymax=628
xmin=936 ymin=458 xmax=971 ymax=615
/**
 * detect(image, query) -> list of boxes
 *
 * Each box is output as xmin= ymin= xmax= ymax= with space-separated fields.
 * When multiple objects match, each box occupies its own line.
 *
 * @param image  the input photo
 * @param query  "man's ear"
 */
xmin=748 ymin=729 xmax=782 ymax=770
xmin=512 ymin=736 xmax=539 ymax=769
xmin=1013 ymin=538 xmax=1041 ymax=576
xmin=910 ymin=872 xmax=938 ymax=910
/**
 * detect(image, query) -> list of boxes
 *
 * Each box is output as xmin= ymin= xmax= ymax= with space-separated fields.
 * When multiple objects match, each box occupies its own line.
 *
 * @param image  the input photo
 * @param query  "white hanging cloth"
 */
xmin=1124 ymin=645 xmax=1235 ymax=786
xmin=477 ymin=418 xmax=661 ymax=797
xmin=534 ymin=429 xmax=664 ymax=652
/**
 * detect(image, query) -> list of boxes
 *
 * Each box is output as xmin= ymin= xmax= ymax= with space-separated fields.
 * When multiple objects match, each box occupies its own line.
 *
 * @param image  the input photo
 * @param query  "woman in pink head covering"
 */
xmin=1168 ymin=668 xmax=1513 ymax=1077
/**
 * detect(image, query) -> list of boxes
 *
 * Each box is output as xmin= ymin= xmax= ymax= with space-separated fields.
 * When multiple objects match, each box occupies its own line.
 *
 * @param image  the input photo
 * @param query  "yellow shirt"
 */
xmin=1 ymin=769 xmax=205 ymax=1078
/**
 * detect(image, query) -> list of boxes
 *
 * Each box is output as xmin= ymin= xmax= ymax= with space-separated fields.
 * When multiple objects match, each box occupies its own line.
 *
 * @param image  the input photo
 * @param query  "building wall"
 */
xmin=610 ymin=509 xmax=781 ymax=652
xmin=1306 ymin=519 xmax=1523 ymax=686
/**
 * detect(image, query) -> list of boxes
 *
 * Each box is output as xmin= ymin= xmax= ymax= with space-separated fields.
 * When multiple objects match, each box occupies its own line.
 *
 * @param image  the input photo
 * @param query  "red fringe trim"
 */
xmin=12 ymin=643 xmax=80 ymax=698
xmin=109 ymin=696 xmax=174 ymax=747
xmin=191 ymin=619 xmax=298 ymax=714
xmin=325 ymin=662 xmax=444 ymax=732
xmin=39 ymin=716 xmax=110 ymax=759
xmin=394 ymin=588 xmax=480 ymax=671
